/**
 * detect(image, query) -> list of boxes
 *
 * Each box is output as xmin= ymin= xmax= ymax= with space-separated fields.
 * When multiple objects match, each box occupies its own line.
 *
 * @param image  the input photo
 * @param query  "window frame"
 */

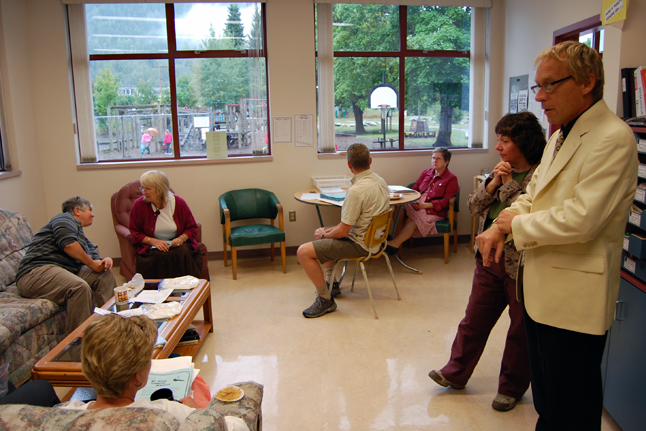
xmin=317 ymin=4 xmax=481 ymax=153
xmin=69 ymin=2 xmax=270 ymax=164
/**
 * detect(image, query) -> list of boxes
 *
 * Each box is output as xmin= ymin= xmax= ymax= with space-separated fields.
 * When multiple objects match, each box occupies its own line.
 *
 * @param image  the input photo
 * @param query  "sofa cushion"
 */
xmin=0 ymin=210 xmax=33 ymax=292
xmin=0 ymin=405 xmax=181 ymax=430
xmin=0 ymin=293 xmax=62 ymax=352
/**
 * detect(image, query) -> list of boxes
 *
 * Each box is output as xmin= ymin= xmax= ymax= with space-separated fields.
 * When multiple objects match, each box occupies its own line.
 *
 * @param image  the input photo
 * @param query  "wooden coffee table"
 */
xmin=31 ymin=279 xmax=212 ymax=387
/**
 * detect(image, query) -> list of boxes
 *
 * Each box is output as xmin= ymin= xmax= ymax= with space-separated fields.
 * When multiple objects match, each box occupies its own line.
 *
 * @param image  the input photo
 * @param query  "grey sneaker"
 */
xmin=428 ymin=369 xmax=465 ymax=390
xmin=492 ymin=393 xmax=517 ymax=411
xmin=303 ymin=295 xmax=337 ymax=318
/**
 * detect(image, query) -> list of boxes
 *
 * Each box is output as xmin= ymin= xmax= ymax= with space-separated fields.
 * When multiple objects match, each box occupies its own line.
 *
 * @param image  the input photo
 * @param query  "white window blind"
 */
xmin=314 ymin=0 xmax=491 ymax=6
xmin=68 ymin=4 xmax=98 ymax=163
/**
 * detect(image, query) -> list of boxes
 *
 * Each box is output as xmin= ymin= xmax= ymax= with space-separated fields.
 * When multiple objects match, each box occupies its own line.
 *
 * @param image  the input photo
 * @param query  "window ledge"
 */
xmin=0 ymin=170 xmax=21 ymax=180
xmin=317 ymin=147 xmax=488 ymax=159
xmin=76 ymin=155 xmax=273 ymax=170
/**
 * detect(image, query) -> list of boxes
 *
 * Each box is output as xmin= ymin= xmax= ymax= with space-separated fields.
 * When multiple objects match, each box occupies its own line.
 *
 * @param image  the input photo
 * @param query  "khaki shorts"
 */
xmin=313 ymin=238 xmax=368 ymax=264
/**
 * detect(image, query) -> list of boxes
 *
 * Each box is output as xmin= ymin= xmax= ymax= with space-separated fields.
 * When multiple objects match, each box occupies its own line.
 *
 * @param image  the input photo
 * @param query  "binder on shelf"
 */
xmin=635 ymin=67 xmax=646 ymax=117
xmin=622 ymin=68 xmax=636 ymax=119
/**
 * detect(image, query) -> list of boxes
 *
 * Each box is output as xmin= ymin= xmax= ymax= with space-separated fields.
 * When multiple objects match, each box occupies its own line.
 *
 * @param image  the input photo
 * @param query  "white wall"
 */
xmin=502 ymin=0 xmax=646 ymax=119
xmin=0 ymin=0 xmax=506 ymax=259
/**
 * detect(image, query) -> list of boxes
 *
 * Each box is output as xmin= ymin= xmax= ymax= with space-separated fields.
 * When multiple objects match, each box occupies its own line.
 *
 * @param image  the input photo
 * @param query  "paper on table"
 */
xmin=318 ymin=198 xmax=344 ymax=207
xmin=319 ymin=187 xmax=345 ymax=194
xmin=300 ymin=193 xmax=320 ymax=201
xmin=388 ymin=185 xmax=416 ymax=193
xmin=135 ymin=288 xmax=173 ymax=304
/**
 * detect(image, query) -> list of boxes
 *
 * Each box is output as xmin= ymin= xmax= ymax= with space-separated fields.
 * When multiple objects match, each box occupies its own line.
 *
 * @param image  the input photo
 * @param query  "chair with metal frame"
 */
xmin=328 ymin=208 xmax=400 ymax=319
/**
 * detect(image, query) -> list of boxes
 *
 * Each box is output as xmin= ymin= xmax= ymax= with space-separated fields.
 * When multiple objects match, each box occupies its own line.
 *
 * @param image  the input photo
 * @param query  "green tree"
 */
xmin=135 ymin=79 xmax=156 ymax=104
xmin=176 ymin=74 xmax=197 ymax=108
xmin=331 ymin=4 xmax=400 ymax=135
xmin=92 ymin=68 xmax=120 ymax=116
xmin=224 ymin=4 xmax=245 ymax=50
xmin=406 ymin=6 xmax=471 ymax=146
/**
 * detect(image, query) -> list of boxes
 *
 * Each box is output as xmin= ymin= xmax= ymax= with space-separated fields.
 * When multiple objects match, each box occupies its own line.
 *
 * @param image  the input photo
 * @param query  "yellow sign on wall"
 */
xmin=602 ymin=0 xmax=628 ymax=26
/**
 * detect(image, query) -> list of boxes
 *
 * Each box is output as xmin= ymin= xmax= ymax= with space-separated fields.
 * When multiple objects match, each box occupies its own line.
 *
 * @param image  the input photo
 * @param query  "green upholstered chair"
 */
xmin=219 ymin=189 xmax=286 ymax=280
xmin=435 ymin=190 xmax=459 ymax=264
xmin=407 ymin=184 xmax=460 ymax=264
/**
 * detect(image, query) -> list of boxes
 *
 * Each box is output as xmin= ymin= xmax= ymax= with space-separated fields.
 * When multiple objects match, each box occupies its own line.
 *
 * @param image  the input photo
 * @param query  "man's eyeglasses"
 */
xmin=139 ymin=187 xmax=153 ymax=193
xmin=530 ymin=76 xmax=573 ymax=94
xmin=432 ymin=157 xmax=444 ymax=161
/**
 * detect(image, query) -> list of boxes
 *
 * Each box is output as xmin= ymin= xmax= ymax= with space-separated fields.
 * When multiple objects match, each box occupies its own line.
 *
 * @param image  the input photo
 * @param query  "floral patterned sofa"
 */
xmin=0 ymin=209 xmax=67 ymax=387
xmin=0 ymin=381 xmax=263 ymax=431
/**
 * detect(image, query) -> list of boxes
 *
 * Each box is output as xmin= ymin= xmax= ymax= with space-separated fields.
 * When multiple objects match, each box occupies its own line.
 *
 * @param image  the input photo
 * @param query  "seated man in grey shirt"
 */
xmin=297 ymin=143 xmax=390 ymax=318
xmin=16 ymin=196 xmax=116 ymax=333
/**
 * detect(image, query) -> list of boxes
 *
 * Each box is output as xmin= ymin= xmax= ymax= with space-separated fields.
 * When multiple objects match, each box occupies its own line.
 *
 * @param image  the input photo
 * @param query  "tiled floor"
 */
xmin=64 ymin=244 xmax=621 ymax=430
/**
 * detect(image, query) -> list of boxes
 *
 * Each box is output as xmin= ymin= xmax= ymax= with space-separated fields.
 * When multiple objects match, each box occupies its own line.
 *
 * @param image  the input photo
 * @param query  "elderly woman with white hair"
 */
xmin=129 ymin=170 xmax=202 ymax=279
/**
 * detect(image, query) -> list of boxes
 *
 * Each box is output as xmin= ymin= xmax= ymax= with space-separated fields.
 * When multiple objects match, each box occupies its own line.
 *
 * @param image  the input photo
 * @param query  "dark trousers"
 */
xmin=0 ymin=380 xmax=61 ymax=407
xmin=441 ymin=255 xmax=530 ymax=398
xmin=524 ymin=306 xmax=607 ymax=431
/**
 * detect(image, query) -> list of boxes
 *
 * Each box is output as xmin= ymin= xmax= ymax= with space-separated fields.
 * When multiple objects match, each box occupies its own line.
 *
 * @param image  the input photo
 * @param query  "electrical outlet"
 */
xmin=289 ymin=211 xmax=296 ymax=222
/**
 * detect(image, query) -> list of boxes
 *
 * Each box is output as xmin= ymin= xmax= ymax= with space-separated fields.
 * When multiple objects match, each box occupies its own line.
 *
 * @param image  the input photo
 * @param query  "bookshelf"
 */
xmin=602 ymin=125 xmax=646 ymax=431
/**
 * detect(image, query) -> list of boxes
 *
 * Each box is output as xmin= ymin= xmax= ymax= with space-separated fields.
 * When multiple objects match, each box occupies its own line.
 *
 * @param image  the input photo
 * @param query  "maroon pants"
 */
xmin=440 ymin=254 xmax=530 ymax=398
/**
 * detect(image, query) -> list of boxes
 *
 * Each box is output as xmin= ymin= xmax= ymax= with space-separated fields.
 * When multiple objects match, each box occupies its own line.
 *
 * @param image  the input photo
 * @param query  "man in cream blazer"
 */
xmin=478 ymin=42 xmax=637 ymax=430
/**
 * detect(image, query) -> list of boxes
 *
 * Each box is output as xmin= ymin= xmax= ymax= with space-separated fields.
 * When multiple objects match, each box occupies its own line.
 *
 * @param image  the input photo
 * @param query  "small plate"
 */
xmin=389 ymin=193 xmax=403 ymax=200
xmin=214 ymin=385 xmax=244 ymax=403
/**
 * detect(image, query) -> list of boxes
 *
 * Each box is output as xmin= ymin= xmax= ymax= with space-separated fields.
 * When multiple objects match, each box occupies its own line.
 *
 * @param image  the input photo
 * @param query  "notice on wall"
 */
xmin=206 ymin=131 xmax=228 ymax=159
xmin=295 ymin=114 xmax=314 ymax=147
xmin=273 ymin=117 xmax=292 ymax=143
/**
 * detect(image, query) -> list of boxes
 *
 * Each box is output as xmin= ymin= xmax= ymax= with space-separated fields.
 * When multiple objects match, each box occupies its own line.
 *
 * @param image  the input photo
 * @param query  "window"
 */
xmin=68 ymin=3 xmax=268 ymax=163
xmin=0 ymin=67 xmax=9 ymax=172
xmin=317 ymin=4 xmax=473 ymax=152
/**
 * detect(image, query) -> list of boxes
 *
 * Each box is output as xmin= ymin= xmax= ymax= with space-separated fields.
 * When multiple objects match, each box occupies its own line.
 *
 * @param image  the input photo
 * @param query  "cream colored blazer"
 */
xmin=509 ymin=100 xmax=637 ymax=335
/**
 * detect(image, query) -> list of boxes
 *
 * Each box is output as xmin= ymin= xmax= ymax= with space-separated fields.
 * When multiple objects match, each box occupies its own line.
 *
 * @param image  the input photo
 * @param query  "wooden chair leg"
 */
xmin=232 ymin=246 xmax=238 ymax=280
xmin=270 ymin=243 xmax=275 ymax=261
xmin=280 ymin=242 xmax=286 ymax=274
xmin=222 ymin=226 xmax=228 ymax=267
xmin=453 ymin=229 xmax=458 ymax=253
xmin=444 ymin=233 xmax=450 ymax=264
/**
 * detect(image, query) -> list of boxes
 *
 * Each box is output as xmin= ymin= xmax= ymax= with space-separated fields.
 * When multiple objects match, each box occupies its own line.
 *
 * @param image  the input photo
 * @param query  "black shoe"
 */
xmin=330 ymin=281 xmax=341 ymax=298
xmin=385 ymin=245 xmax=399 ymax=256
xmin=303 ymin=295 xmax=337 ymax=318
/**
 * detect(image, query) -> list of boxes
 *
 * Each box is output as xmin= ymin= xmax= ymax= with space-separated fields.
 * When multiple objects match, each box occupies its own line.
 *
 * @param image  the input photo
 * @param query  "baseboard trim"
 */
xmin=114 ymin=235 xmax=472 ymax=265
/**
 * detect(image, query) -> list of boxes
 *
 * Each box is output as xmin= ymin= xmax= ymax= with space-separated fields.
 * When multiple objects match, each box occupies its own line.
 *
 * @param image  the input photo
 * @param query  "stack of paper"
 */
xmin=388 ymin=185 xmax=417 ymax=194
xmin=135 ymin=356 xmax=198 ymax=401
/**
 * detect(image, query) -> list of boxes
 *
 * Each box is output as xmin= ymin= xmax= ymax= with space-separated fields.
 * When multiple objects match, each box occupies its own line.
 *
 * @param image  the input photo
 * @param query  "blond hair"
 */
xmin=535 ymin=41 xmax=604 ymax=102
xmin=81 ymin=314 xmax=157 ymax=398
xmin=140 ymin=170 xmax=171 ymax=207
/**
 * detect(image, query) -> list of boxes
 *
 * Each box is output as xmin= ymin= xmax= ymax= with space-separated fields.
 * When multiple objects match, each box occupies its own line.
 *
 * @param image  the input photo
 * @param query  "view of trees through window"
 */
xmin=319 ymin=5 xmax=471 ymax=152
xmin=83 ymin=3 xmax=267 ymax=161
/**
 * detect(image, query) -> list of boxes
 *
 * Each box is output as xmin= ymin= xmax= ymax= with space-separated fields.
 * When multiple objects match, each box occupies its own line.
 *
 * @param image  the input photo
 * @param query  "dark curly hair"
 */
xmin=494 ymin=112 xmax=547 ymax=165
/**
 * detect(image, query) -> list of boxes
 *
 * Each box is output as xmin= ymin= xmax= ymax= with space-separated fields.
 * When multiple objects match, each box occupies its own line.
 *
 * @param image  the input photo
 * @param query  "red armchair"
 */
xmin=110 ymin=180 xmax=209 ymax=281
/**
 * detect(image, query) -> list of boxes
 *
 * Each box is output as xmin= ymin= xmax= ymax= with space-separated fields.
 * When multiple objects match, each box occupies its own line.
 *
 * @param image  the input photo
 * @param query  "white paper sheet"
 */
xmin=300 ymin=193 xmax=320 ymax=200
xmin=135 ymin=288 xmax=173 ymax=304
xmin=319 ymin=187 xmax=345 ymax=194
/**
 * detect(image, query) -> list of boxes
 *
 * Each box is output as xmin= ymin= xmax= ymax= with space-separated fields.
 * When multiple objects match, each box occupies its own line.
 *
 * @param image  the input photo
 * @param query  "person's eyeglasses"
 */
xmin=530 ymin=76 xmax=573 ymax=94
xmin=432 ymin=157 xmax=444 ymax=161
xmin=139 ymin=187 xmax=152 ymax=193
